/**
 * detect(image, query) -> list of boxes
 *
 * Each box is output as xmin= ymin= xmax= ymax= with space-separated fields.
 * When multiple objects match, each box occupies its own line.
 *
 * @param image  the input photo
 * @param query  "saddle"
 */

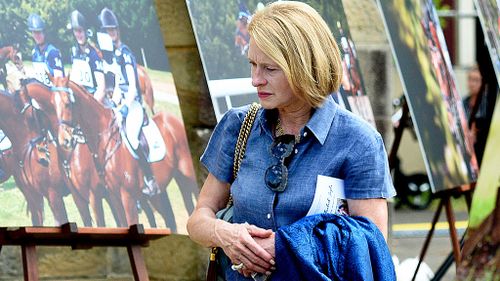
xmin=122 ymin=112 xmax=150 ymax=155
xmin=121 ymin=114 xmax=166 ymax=163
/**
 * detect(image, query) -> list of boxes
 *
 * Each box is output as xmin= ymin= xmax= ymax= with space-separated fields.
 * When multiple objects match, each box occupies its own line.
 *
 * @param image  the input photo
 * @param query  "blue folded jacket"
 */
xmin=273 ymin=213 xmax=396 ymax=281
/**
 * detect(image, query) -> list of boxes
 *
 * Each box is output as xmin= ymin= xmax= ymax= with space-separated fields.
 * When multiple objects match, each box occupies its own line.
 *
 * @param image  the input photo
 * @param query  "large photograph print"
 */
xmin=474 ymin=0 xmax=500 ymax=80
xmin=186 ymin=0 xmax=375 ymax=126
xmin=0 ymin=0 xmax=198 ymax=233
xmin=458 ymin=98 xmax=500 ymax=279
xmin=377 ymin=0 xmax=478 ymax=192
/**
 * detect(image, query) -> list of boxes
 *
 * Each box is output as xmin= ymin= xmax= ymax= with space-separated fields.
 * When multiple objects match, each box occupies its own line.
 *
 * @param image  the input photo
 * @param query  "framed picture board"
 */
xmin=186 ymin=0 xmax=375 ymax=126
xmin=0 ymin=0 xmax=198 ymax=233
xmin=377 ymin=0 xmax=478 ymax=192
xmin=474 ymin=0 xmax=500 ymax=80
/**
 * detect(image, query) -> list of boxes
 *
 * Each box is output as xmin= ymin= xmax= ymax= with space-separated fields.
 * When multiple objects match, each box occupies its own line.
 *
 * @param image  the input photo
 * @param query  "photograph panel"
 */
xmin=187 ymin=0 xmax=375 ymax=126
xmin=0 ymin=0 xmax=198 ymax=233
xmin=377 ymin=0 xmax=478 ymax=192
xmin=474 ymin=0 xmax=500 ymax=80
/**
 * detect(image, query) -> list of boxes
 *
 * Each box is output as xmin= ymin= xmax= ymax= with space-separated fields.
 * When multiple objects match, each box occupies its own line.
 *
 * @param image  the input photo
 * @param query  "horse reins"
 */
xmin=50 ymin=84 xmax=119 ymax=189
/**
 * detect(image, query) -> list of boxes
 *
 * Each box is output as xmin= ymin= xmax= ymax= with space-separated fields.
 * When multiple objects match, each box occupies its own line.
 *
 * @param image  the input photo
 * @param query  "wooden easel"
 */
xmin=388 ymin=97 xmax=474 ymax=281
xmin=0 ymin=223 xmax=170 ymax=281
xmin=410 ymin=185 xmax=473 ymax=281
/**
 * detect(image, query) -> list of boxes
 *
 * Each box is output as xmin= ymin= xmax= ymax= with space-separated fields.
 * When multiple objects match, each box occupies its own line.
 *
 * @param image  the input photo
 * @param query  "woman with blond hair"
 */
xmin=188 ymin=2 xmax=395 ymax=280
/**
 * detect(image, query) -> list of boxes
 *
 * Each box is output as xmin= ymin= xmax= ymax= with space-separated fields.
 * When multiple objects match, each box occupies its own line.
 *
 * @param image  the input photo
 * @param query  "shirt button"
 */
xmin=294 ymin=148 xmax=299 ymax=154
xmin=266 ymin=213 xmax=271 ymax=219
xmin=303 ymin=131 xmax=308 ymax=137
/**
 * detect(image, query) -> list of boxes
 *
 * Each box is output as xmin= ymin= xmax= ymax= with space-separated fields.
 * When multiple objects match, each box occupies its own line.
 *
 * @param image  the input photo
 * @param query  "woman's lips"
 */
xmin=258 ymin=91 xmax=272 ymax=99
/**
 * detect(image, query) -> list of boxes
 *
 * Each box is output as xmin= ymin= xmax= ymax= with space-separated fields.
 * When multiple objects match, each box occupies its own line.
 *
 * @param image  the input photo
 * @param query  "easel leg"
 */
xmin=431 ymin=234 xmax=466 ymax=280
xmin=412 ymin=199 xmax=444 ymax=281
xmin=22 ymin=244 xmax=38 ymax=281
xmin=444 ymin=198 xmax=461 ymax=265
xmin=127 ymin=245 xmax=149 ymax=281
xmin=464 ymin=190 xmax=473 ymax=211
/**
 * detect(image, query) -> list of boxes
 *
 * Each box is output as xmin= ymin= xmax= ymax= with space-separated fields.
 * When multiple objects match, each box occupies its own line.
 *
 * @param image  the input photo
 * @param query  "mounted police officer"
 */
xmin=98 ymin=7 xmax=159 ymax=196
xmin=69 ymin=10 xmax=106 ymax=103
xmin=27 ymin=13 xmax=65 ymax=87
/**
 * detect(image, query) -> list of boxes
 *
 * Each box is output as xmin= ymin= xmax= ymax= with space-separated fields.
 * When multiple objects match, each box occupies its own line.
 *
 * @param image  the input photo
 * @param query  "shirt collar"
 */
xmin=305 ymin=95 xmax=337 ymax=145
xmin=256 ymin=107 xmax=272 ymax=138
xmin=256 ymin=95 xmax=338 ymax=145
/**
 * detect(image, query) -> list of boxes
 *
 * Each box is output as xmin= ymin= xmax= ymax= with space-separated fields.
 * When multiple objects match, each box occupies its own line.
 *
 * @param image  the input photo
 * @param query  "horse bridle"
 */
xmin=17 ymin=87 xmax=48 ymax=138
xmin=51 ymin=86 xmax=76 ymax=125
xmin=49 ymin=83 xmax=121 ymax=186
xmin=50 ymin=85 xmax=87 ymax=147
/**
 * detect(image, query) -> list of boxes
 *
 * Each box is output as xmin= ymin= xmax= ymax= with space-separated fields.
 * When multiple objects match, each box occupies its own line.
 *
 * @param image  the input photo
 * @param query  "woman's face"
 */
xmin=467 ymin=69 xmax=482 ymax=96
xmin=248 ymin=39 xmax=298 ymax=110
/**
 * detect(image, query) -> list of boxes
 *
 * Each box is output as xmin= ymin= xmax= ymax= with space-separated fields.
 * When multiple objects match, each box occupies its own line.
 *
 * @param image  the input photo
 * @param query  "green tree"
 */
xmin=187 ymin=0 xmax=351 ymax=80
xmin=188 ymin=0 xmax=249 ymax=80
xmin=0 ymin=0 xmax=168 ymax=71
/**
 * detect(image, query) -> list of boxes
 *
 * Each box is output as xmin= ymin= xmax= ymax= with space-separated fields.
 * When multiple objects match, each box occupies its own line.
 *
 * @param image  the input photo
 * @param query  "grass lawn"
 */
xmin=0 ymin=175 xmax=192 ymax=233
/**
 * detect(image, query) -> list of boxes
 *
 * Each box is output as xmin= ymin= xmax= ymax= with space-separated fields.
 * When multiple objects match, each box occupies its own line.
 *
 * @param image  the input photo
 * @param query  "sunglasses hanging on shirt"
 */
xmin=264 ymin=134 xmax=296 ymax=192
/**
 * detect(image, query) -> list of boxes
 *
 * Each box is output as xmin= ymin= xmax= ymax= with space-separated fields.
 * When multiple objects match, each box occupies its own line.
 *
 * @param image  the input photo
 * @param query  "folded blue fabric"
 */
xmin=273 ymin=213 xmax=396 ymax=281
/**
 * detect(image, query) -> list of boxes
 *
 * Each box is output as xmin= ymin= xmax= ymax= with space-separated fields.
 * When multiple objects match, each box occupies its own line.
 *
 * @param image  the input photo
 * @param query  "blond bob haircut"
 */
xmin=248 ymin=1 xmax=343 ymax=108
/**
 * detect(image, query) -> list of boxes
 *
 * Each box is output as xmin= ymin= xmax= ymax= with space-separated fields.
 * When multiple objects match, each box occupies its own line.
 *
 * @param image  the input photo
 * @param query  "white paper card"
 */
xmin=306 ymin=175 xmax=349 ymax=216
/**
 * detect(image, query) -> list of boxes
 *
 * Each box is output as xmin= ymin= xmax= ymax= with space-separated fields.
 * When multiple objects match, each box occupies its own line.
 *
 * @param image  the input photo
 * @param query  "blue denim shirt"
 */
xmin=201 ymin=96 xmax=395 ymax=280
xmin=201 ymin=95 xmax=395 ymax=232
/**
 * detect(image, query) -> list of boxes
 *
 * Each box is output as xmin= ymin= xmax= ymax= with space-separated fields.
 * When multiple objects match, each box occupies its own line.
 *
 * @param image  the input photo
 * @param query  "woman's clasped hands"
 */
xmin=214 ymin=220 xmax=276 ymax=278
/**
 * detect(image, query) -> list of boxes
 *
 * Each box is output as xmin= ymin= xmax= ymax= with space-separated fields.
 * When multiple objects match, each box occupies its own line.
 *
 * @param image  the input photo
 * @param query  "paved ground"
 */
xmin=389 ymin=206 xmax=468 ymax=281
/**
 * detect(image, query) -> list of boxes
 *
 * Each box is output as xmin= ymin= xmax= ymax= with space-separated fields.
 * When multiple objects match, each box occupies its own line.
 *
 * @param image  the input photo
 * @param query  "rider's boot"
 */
xmin=135 ymin=145 xmax=160 ymax=196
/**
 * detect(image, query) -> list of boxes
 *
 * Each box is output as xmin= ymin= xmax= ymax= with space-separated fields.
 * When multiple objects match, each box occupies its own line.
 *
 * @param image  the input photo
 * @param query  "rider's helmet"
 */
xmin=70 ymin=10 xmax=87 ymax=29
xmin=99 ymin=8 xmax=119 ymax=29
xmin=27 ymin=14 xmax=45 ymax=31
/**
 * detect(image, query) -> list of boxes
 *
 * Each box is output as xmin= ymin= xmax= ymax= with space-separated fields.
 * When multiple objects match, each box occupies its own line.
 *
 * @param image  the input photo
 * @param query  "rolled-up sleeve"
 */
xmin=200 ymin=107 xmax=245 ymax=184
xmin=344 ymin=130 xmax=396 ymax=199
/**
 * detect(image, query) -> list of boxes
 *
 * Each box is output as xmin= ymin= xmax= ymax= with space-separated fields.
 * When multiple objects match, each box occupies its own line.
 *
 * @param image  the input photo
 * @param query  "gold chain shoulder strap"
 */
xmin=233 ymin=102 xmax=261 ymax=179
xmin=208 ymin=103 xmax=261 ymax=272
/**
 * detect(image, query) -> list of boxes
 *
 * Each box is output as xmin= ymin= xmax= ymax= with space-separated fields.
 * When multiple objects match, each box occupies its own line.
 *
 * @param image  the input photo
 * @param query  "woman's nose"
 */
xmin=252 ymin=70 xmax=267 ymax=87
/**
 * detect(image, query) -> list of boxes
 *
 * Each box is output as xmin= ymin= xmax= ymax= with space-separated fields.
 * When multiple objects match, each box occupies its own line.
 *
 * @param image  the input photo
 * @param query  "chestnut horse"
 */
xmin=53 ymin=77 xmax=198 ymax=230
xmin=19 ymin=79 xmax=120 ymax=227
xmin=21 ymin=78 xmax=160 ymax=227
xmin=0 ymin=45 xmax=24 ymax=91
xmin=0 ymin=45 xmax=21 ymax=66
xmin=0 ymin=90 xmax=69 ymax=226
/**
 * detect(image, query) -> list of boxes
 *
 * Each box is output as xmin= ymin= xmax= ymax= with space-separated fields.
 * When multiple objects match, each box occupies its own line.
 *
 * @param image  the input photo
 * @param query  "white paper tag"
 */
xmin=306 ymin=175 xmax=348 ymax=216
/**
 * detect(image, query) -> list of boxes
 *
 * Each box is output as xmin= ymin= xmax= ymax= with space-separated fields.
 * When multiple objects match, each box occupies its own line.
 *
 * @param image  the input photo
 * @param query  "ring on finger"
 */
xmin=231 ymin=262 xmax=244 ymax=271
